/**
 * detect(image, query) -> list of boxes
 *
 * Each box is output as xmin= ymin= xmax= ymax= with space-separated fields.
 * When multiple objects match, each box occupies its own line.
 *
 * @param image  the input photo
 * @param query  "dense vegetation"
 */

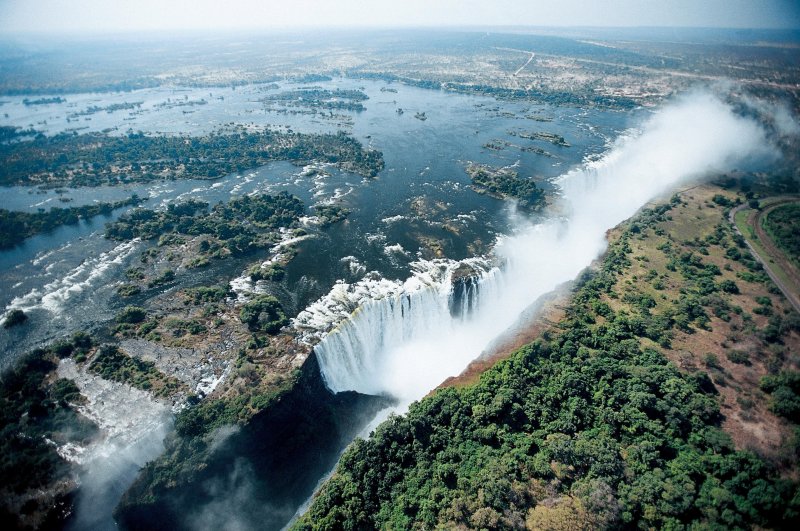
xmin=299 ymin=339 xmax=797 ymax=529
xmin=106 ymin=192 xmax=304 ymax=257
xmin=0 ymin=128 xmax=384 ymax=186
xmin=763 ymin=202 xmax=800 ymax=268
xmin=0 ymin=125 xmax=39 ymax=143
xmin=507 ymin=130 xmax=570 ymax=147
xmin=297 ymin=197 xmax=800 ymax=530
xmin=183 ymin=284 xmax=231 ymax=304
xmin=314 ymin=204 xmax=351 ymax=227
xmin=0 ymin=333 xmax=97 ymax=527
xmin=351 ymin=71 xmax=638 ymax=110
xmin=0 ymin=195 xmax=143 ymax=249
xmin=23 ymin=97 xmax=66 ymax=105
xmin=466 ymin=163 xmax=545 ymax=210
xmin=248 ymin=262 xmax=286 ymax=282
xmin=67 ymin=100 xmax=143 ymax=119
xmin=88 ymin=344 xmax=184 ymax=397
xmin=760 ymin=371 xmax=800 ymax=423
xmin=262 ymin=88 xmax=369 ymax=112
xmin=239 ymin=294 xmax=289 ymax=334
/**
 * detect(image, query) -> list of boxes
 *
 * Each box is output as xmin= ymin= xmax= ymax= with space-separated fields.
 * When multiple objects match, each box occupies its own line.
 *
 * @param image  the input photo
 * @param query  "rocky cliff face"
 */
xmin=114 ymin=353 xmax=391 ymax=531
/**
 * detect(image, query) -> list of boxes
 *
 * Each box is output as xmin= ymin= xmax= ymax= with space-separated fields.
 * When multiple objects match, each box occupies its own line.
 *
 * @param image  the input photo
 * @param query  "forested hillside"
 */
xmin=296 ymin=186 xmax=800 ymax=530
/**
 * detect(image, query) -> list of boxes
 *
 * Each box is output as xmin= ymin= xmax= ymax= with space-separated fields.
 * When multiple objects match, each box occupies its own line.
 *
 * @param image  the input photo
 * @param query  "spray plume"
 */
xmin=311 ymin=90 xmax=775 ymax=406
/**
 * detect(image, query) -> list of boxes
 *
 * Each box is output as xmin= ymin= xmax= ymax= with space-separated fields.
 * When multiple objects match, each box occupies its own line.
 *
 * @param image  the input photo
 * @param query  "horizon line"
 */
xmin=2 ymin=24 xmax=799 ymax=40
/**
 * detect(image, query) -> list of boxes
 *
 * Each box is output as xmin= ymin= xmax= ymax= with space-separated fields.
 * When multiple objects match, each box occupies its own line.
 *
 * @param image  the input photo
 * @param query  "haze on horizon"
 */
xmin=1 ymin=0 xmax=799 ymax=36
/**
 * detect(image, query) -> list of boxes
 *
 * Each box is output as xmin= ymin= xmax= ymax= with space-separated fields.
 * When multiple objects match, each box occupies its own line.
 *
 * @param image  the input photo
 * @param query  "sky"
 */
xmin=0 ymin=0 xmax=798 ymax=34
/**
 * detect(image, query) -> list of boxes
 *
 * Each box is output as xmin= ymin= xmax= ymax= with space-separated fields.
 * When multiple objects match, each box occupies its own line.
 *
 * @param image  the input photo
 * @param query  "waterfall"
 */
xmin=299 ymin=90 xmax=776 ymax=406
xmin=312 ymin=261 xmax=501 ymax=396
xmin=295 ymin=258 xmax=501 ymax=398
xmin=315 ymin=287 xmax=452 ymax=396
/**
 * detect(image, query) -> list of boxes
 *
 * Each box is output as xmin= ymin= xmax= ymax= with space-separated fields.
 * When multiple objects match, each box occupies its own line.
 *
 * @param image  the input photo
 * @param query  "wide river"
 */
xmin=0 ymin=78 xmax=629 ymax=366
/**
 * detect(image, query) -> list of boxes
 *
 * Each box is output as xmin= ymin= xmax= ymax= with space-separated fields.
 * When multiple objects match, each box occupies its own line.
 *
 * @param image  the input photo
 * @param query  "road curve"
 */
xmin=729 ymin=198 xmax=800 ymax=314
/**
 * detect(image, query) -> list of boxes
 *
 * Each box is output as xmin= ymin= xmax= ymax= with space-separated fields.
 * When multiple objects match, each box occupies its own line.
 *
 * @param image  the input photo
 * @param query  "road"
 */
xmin=729 ymin=197 xmax=800 ymax=314
xmin=492 ymin=47 xmax=536 ymax=77
xmin=493 ymin=46 xmax=800 ymax=92
xmin=513 ymin=52 xmax=536 ymax=76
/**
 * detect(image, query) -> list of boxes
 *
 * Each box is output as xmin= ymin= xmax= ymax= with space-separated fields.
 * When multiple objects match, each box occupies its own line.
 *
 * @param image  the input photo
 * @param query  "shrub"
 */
xmin=725 ymin=350 xmax=750 ymax=365
xmin=760 ymin=371 xmax=800 ymax=422
xmin=3 ymin=309 xmax=27 ymax=328
xmin=116 ymin=306 xmax=146 ymax=324
xmin=117 ymin=284 xmax=142 ymax=297
xmin=704 ymin=353 xmax=721 ymax=369
xmin=719 ymin=279 xmax=739 ymax=294
xmin=50 ymin=378 xmax=83 ymax=404
xmin=185 ymin=285 xmax=229 ymax=304
xmin=125 ymin=267 xmax=145 ymax=280
xmin=712 ymin=194 xmax=733 ymax=207
xmin=148 ymin=269 xmax=175 ymax=288
xmin=249 ymin=263 xmax=286 ymax=282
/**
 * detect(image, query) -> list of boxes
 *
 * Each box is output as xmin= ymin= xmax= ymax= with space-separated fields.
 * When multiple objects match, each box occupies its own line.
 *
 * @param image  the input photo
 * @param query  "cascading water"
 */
xmin=299 ymin=90 xmax=777 ymax=407
xmin=296 ymin=258 xmax=502 ymax=397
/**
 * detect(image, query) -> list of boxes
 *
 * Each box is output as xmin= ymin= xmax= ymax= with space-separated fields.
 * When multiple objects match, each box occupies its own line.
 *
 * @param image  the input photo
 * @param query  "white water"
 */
xmin=1 ymin=238 xmax=141 ymax=324
xmin=304 ymin=90 xmax=776 ymax=406
xmin=304 ymin=258 xmax=500 ymax=396
xmin=57 ymin=358 xmax=173 ymax=531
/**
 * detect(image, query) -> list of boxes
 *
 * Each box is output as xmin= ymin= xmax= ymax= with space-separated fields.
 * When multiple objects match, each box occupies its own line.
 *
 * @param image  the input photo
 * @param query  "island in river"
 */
xmin=1 ymin=27 xmax=799 ymax=530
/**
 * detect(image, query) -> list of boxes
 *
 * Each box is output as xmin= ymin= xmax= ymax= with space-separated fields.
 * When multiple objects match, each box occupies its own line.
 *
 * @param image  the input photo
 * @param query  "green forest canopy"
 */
xmin=296 ymin=200 xmax=800 ymax=530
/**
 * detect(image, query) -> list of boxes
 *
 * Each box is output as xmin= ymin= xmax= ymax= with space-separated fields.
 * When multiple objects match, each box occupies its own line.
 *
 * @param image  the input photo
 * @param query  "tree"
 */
xmin=239 ymin=295 xmax=288 ymax=334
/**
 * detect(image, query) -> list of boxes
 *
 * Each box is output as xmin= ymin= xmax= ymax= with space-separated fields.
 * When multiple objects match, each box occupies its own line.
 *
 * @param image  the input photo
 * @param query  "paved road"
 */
xmin=729 ymin=197 xmax=800 ymax=314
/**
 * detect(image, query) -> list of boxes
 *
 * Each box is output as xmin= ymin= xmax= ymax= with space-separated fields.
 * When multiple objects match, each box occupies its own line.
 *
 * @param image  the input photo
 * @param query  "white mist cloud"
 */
xmin=67 ymin=417 xmax=171 ymax=530
xmin=536 ymin=90 xmax=775 ymax=271
xmin=186 ymin=455 xmax=302 ymax=531
xmin=487 ymin=90 xmax=774 ymax=353
xmin=314 ymin=89 xmax=777 ymax=406
xmin=738 ymin=94 xmax=800 ymax=138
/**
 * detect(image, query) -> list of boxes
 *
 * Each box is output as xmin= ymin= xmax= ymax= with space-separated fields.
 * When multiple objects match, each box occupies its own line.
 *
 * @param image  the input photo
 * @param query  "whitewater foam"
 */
xmin=2 ymin=239 xmax=141 ymax=323
xmin=306 ymin=90 xmax=775 ymax=405
xmin=294 ymin=257 xmax=499 ymax=396
xmin=32 ymin=241 xmax=72 ymax=266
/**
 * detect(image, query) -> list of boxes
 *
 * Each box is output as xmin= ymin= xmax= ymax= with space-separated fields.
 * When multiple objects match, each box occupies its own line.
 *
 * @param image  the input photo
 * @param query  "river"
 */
xmin=0 ymin=78 xmax=626 ymax=367
xmin=2 ymin=80 xmax=780 ymax=531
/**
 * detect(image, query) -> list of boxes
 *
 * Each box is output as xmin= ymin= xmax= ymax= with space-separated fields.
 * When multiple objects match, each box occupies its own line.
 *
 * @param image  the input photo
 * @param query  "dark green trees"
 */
xmin=3 ymin=309 xmax=28 ymax=328
xmin=239 ymin=295 xmax=288 ymax=334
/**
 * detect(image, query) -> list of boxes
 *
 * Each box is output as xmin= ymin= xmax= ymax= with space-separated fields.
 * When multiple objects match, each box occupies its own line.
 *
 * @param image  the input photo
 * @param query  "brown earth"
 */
xmin=751 ymin=198 xmax=800 ymax=312
xmin=438 ymin=184 xmax=800 ymax=472
xmin=437 ymin=288 xmax=569 ymax=390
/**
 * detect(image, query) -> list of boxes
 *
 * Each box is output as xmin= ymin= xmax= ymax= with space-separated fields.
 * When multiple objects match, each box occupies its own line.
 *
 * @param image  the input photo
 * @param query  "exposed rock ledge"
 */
xmin=56 ymin=359 xmax=172 ymax=465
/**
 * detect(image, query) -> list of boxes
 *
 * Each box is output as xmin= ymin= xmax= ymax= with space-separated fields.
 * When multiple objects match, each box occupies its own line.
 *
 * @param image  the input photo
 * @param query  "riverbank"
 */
xmin=442 ymin=184 xmax=800 ymax=466
xmin=295 ymin=183 xmax=800 ymax=529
